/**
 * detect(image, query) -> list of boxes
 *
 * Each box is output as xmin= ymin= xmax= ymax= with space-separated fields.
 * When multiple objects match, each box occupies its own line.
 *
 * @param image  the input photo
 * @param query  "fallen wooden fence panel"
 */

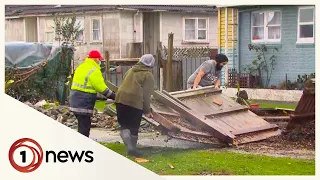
xmin=165 ymin=86 xmax=281 ymax=145
xmin=105 ymin=81 xmax=281 ymax=146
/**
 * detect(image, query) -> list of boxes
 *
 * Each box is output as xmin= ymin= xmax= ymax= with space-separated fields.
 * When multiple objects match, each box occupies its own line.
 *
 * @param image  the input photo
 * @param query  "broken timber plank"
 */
xmin=153 ymin=90 xmax=235 ymax=144
xmin=152 ymin=111 xmax=181 ymax=133
xmin=235 ymin=129 xmax=282 ymax=145
xmin=261 ymin=116 xmax=290 ymax=121
xmin=205 ymin=106 xmax=249 ymax=118
xmin=212 ymin=98 xmax=223 ymax=106
xmin=168 ymin=132 xmax=225 ymax=146
xmin=231 ymin=124 xmax=278 ymax=136
xmin=152 ymin=109 xmax=180 ymax=117
xmin=290 ymin=112 xmax=315 ymax=121
xmin=162 ymin=90 xmax=191 ymax=110
xmin=169 ymin=86 xmax=222 ymax=99
xmin=142 ymin=115 xmax=161 ymax=127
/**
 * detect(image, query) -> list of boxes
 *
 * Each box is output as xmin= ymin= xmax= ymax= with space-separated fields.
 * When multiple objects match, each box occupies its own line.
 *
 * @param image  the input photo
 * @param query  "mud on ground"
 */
xmin=225 ymin=119 xmax=315 ymax=160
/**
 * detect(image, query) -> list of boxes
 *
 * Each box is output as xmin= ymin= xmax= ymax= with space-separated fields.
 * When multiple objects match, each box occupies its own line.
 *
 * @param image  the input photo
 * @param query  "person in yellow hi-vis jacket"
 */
xmin=69 ymin=50 xmax=116 ymax=137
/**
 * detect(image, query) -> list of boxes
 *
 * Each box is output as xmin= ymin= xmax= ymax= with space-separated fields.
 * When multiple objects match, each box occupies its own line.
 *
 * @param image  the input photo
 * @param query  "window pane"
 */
xmin=93 ymin=19 xmax=100 ymax=29
xmin=268 ymin=26 xmax=281 ymax=39
xmin=185 ymin=19 xmax=196 ymax=40
xmin=198 ymin=19 xmax=206 ymax=28
xmin=267 ymin=11 xmax=281 ymax=25
xmin=252 ymin=27 xmax=264 ymax=40
xmin=93 ymin=30 xmax=100 ymax=40
xmin=252 ymin=12 xmax=264 ymax=26
xmin=75 ymin=19 xmax=84 ymax=41
xmin=185 ymin=19 xmax=195 ymax=30
xmin=300 ymin=24 xmax=314 ymax=38
xmin=76 ymin=33 xmax=83 ymax=41
xmin=185 ymin=30 xmax=195 ymax=40
xmin=198 ymin=30 xmax=206 ymax=40
xmin=300 ymin=8 xmax=314 ymax=23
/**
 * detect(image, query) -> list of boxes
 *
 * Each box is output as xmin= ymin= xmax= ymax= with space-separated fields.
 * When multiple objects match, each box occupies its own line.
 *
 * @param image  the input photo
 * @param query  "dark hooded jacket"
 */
xmin=115 ymin=62 xmax=155 ymax=114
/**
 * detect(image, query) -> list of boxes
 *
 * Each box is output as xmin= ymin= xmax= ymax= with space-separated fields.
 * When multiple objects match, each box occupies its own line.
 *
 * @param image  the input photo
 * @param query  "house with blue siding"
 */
xmin=238 ymin=5 xmax=315 ymax=87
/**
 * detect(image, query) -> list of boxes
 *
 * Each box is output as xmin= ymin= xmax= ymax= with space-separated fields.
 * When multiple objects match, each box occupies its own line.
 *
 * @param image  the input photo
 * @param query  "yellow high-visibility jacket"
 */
xmin=69 ymin=58 xmax=115 ymax=115
xmin=71 ymin=58 xmax=107 ymax=94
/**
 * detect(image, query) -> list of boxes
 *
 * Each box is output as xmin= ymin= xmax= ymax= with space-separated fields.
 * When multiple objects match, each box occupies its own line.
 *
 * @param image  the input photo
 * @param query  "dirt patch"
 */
xmin=229 ymin=140 xmax=314 ymax=160
xmin=250 ymin=108 xmax=294 ymax=116
xmin=282 ymin=119 xmax=315 ymax=149
xmin=230 ymin=119 xmax=315 ymax=159
xmin=168 ymin=132 xmax=224 ymax=146
xmin=195 ymin=170 xmax=233 ymax=175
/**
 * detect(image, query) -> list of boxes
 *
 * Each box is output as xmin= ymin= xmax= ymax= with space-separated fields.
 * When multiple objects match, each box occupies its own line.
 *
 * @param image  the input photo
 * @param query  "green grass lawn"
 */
xmin=102 ymin=143 xmax=315 ymax=175
xmin=251 ymin=101 xmax=297 ymax=110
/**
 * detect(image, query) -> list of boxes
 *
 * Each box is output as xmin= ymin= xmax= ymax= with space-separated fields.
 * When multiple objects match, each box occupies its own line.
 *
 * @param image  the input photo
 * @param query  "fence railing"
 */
xmin=102 ymin=64 xmax=160 ymax=89
xmin=228 ymin=68 xmax=261 ymax=88
xmin=102 ymin=45 xmax=218 ymax=91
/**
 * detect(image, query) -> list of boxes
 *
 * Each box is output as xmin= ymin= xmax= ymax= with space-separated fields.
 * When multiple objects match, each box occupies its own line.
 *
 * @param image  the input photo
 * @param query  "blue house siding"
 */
xmin=238 ymin=6 xmax=315 ymax=87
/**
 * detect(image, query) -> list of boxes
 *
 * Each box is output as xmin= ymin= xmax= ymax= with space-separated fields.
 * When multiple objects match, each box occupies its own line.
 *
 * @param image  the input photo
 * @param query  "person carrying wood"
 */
xmin=115 ymin=54 xmax=155 ymax=157
xmin=187 ymin=54 xmax=228 ymax=89
xmin=69 ymin=50 xmax=116 ymax=137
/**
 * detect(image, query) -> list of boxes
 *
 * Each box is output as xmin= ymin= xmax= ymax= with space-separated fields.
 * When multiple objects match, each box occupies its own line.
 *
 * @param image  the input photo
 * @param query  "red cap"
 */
xmin=88 ymin=50 xmax=104 ymax=60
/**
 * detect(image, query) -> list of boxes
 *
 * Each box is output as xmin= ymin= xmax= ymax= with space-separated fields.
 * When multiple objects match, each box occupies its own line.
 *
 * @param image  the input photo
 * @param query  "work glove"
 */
xmin=109 ymin=91 xmax=116 ymax=100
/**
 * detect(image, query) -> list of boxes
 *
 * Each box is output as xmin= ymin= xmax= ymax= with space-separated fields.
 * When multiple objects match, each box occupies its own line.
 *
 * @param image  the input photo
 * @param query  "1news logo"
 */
xmin=8 ymin=138 xmax=94 ymax=173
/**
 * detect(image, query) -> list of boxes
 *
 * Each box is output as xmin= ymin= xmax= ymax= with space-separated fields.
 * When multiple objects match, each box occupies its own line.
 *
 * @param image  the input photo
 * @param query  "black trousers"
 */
xmin=116 ymin=103 xmax=143 ymax=136
xmin=75 ymin=114 xmax=91 ymax=137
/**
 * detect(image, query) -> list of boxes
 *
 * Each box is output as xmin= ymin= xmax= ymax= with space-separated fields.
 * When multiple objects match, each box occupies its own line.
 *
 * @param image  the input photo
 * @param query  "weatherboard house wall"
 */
xmin=5 ymin=5 xmax=219 ymax=69
xmin=238 ymin=5 xmax=315 ymax=87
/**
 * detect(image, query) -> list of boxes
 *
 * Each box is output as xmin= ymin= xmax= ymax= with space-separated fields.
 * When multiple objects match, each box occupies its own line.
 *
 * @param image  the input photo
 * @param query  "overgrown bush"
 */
xmin=5 ymin=12 xmax=82 ymax=103
xmin=283 ymin=73 xmax=315 ymax=90
xmin=244 ymin=44 xmax=278 ymax=88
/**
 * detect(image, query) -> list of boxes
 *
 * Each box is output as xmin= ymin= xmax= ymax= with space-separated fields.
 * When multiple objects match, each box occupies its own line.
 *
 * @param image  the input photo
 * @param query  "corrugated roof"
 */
xmin=5 ymin=5 xmax=217 ymax=17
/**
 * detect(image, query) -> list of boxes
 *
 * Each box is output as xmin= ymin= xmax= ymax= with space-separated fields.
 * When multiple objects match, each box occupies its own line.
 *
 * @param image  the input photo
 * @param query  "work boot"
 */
xmin=120 ymin=129 xmax=143 ymax=157
xmin=131 ymin=135 xmax=139 ymax=148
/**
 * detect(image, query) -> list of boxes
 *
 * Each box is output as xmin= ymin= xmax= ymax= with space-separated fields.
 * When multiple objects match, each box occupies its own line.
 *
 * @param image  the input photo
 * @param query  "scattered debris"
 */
xmin=212 ymin=98 xmax=223 ymax=106
xmin=34 ymin=100 xmax=47 ymax=107
xmin=24 ymin=100 xmax=156 ymax=132
xmin=135 ymin=158 xmax=149 ymax=163
xmin=196 ymin=170 xmax=233 ymax=175
xmin=281 ymin=119 xmax=315 ymax=149
xmin=234 ymin=118 xmax=315 ymax=159
xmin=168 ymin=164 xmax=174 ymax=169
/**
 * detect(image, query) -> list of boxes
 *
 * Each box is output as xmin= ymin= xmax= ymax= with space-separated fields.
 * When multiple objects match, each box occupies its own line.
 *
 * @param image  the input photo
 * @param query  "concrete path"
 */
xmin=89 ymin=128 xmax=216 ymax=149
xmin=89 ymin=128 xmax=315 ymax=160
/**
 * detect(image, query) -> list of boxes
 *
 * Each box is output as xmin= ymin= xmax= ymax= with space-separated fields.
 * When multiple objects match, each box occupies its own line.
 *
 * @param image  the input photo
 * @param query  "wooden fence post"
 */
xmin=166 ymin=33 xmax=174 ymax=92
xmin=157 ymin=42 xmax=163 ymax=91
xmin=105 ymin=50 xmax=110 ymax=82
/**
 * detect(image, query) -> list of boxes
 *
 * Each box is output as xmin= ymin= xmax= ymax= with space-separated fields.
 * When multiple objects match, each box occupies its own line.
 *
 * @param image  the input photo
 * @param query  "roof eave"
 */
xmin=5 ymin=6 xmax=218 ymax=17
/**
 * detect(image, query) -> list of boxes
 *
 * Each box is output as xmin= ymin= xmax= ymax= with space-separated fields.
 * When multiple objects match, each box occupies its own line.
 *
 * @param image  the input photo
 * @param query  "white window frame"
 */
xmin=75 ymin=17 xmax=85 ymax=43
xmin=44 ymin=19 xmax=55 ymax=43
xmin=251 ymin=10 xmax=282 ymax=43
xmin=90 ymin=17 xmax=102 ymax=42
xmin=297 ymin=6 xmax=315 ymax=44
xmin=182 ymin=17 xmax=209 ymax=42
